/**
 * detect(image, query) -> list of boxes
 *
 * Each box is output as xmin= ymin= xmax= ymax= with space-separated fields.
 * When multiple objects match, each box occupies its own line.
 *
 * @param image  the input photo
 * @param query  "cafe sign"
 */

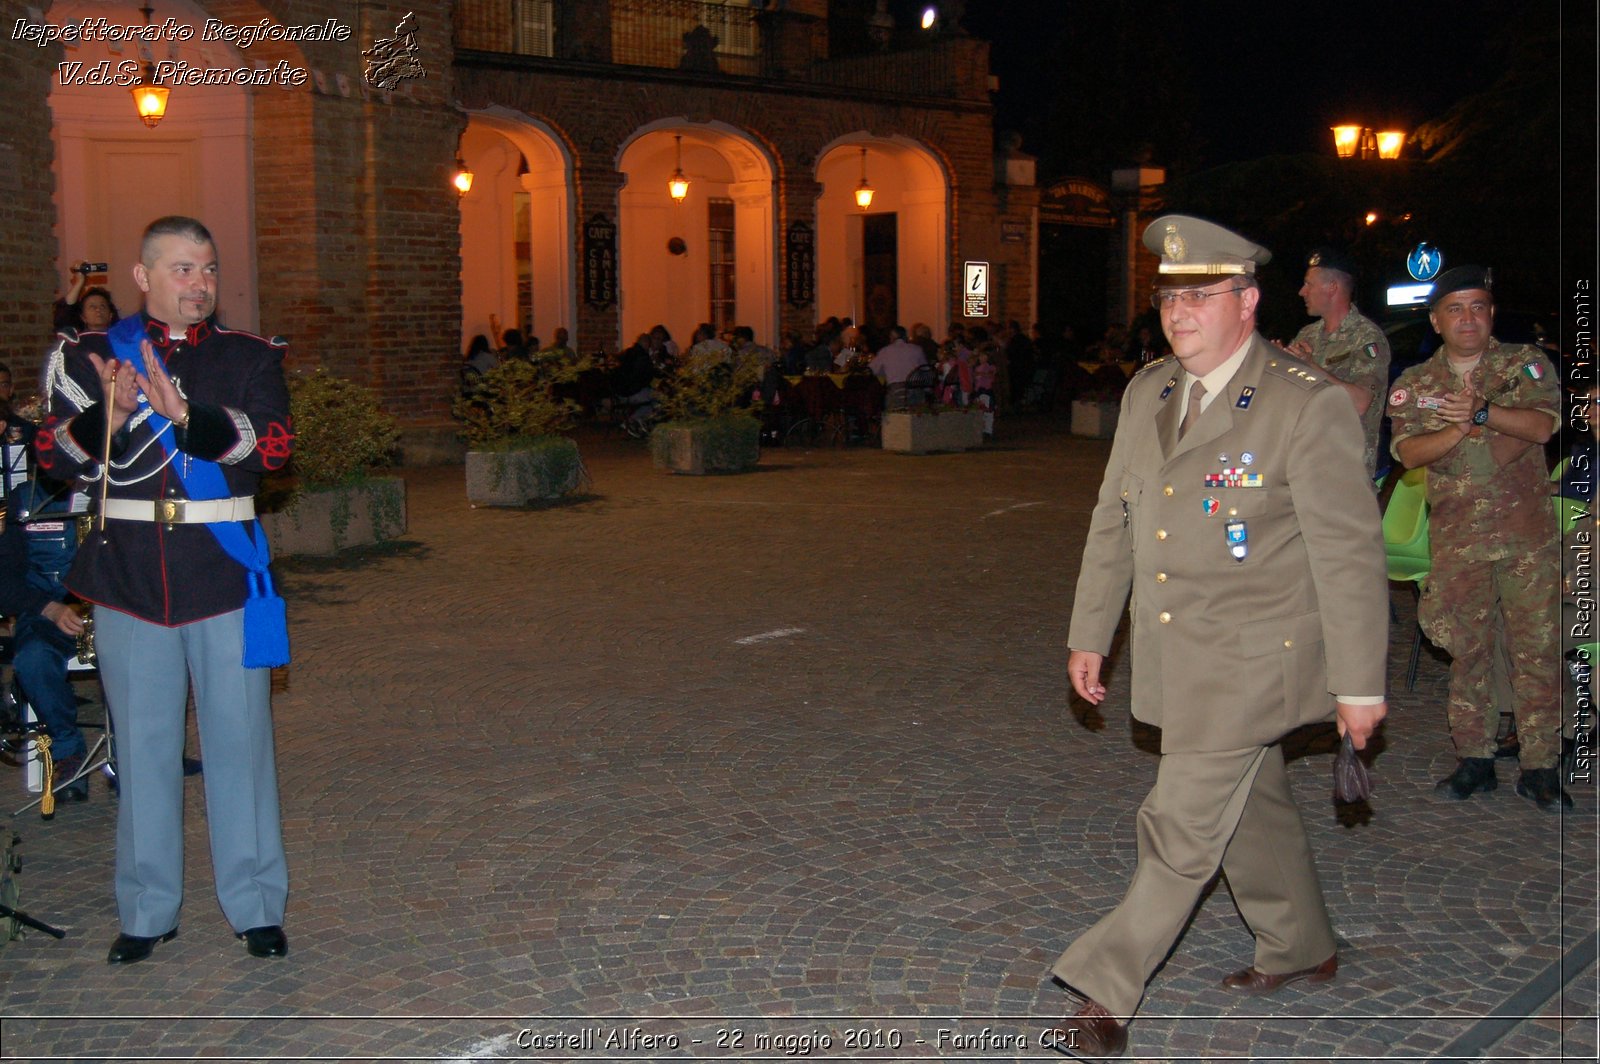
xmin=584 ymin=213 xmax=618 ymax=309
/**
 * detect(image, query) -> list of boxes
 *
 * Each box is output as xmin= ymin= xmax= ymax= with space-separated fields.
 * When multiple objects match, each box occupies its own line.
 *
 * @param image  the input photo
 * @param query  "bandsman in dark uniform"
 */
xmin=1046 ymin=216 xmax=1389 ymax=1059
xmin=38 ymin=216 xmax=296 ymax=963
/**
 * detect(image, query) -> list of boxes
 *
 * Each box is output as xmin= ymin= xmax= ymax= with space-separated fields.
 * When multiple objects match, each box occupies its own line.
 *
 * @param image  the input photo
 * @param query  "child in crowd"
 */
xmin=972 ymin=348 xmax=997 ymax=438
xmin=936 ymin=347 xmax=972 ymax=407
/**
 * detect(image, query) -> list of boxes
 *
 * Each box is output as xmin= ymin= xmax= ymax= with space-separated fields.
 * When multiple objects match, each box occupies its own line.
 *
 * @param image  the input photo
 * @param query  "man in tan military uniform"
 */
xmin=1285 ymin=246 xmax=1391 ymax=481
xmin=1388 ymin=266 xmax=1568 ymax=810
xmin=1046 ymin=216 xmax=1389 ymax=1060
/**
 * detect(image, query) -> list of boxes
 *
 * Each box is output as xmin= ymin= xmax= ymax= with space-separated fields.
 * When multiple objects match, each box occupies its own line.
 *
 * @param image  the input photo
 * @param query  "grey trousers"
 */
xmin=95 ymin=606 xmax=288 ymax=937
xmin=1052 ymin=744 xmax=1335 ymax=1017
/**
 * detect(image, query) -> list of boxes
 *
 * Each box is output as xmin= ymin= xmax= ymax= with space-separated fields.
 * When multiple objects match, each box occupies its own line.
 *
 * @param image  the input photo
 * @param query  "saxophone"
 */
xmin=72 ymin=515 xmax=94 ymax=666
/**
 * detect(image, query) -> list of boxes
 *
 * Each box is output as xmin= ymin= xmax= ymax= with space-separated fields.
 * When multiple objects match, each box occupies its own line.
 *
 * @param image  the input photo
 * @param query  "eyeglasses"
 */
xmin=1151 ymin=286 xmax=1247 ymax=310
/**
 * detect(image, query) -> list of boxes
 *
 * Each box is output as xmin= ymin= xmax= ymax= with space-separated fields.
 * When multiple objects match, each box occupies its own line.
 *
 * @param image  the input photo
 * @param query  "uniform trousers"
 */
xmin=94 ymin=605 xmax=287 ymax=937
xmin=1419 ymin=542 xmax=1561 ymax=768
xmin=1052 ymin=744 xmax=1335 ymax=1018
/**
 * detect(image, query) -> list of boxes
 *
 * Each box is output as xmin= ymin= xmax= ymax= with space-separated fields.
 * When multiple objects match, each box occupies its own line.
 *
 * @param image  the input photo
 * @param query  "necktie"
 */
xmin=1179 ymin=380 xmax=1206 ymax=440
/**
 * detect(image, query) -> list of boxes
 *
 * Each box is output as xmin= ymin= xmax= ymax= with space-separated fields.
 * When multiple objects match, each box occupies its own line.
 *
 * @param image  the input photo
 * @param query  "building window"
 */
xmin=708 ymin=198 xmax=736 ymax=330
xmin=611 ymin=0 xmax=762 ymax=76
xmin=512 ymin=0 xmax=555 ymax=57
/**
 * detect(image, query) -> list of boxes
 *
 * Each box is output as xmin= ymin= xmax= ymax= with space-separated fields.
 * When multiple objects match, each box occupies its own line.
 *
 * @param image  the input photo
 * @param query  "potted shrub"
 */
xmin=258 ymin=369 xmax=405 ymax=556
xmin=648 ymin=350 xmax=762 ymax=475
xmin=453 ymin=357 xmax=587 ymax=506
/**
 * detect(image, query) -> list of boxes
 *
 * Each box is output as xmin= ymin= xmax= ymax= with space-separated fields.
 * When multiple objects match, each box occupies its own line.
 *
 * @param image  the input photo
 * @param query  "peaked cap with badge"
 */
xmin=1144 ymin=214 xmax=1271 ymax=287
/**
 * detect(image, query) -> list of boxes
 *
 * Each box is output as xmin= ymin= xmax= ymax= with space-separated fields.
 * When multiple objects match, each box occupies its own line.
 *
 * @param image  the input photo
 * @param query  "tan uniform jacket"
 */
xmin=1067 ymin=334 xmax=1389 ymax=752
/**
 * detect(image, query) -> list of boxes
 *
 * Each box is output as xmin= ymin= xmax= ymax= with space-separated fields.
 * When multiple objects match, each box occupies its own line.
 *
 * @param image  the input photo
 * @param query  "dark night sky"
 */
xmin=952 ymin=0 xmax=1546 ymax=172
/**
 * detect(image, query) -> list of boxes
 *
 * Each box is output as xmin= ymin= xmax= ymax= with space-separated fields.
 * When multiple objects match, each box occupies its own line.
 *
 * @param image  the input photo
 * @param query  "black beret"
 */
xmin=1427 ymin=265 xmax=1493 ymax=306
xmin=1305 ymin=246 xmax=1356 ymax=278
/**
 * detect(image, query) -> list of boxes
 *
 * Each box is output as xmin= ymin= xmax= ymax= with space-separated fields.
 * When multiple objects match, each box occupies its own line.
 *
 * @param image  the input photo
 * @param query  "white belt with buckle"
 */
xmin=102 ymin=497 xmax=256 ymax=523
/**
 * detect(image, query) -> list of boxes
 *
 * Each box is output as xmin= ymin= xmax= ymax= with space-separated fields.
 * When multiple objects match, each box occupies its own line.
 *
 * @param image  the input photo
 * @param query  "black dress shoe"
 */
xmin=53 ymin=755 xmax=89 ymax=802
xmin=1436 ymin=757 xmax=1497 ymax=800
xmin=107 ymin=928 xmax=177 ymax=964
xmin=1516 ymin=767 xmax=1574 ymax=811
xmin=237 ymin=925 xmax=288 ymax=958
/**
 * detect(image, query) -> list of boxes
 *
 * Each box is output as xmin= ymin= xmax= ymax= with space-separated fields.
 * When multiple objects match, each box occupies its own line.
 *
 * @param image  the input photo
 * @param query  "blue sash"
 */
xmin=106 ymin=316 xmax=289 ymax=667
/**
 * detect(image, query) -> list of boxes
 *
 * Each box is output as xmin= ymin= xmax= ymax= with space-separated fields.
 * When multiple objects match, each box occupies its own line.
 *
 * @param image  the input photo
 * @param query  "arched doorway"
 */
xmin=48 ymin=0 xmax=260 ymax=329
xmin=617 ymin=121 xmax=777 ymax=349
xmin=1037 ymin=177 xmax=1116 ymax=342
xmin=458 ymin=108 xmax=576 ymax=354
xmin=815 ymin=137 xmax=948 ymax=343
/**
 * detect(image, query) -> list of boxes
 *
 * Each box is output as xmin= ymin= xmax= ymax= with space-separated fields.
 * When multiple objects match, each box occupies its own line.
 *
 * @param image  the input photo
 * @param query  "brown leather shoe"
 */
xmin=1046 ymin=997 xmax=1127 ymax=1059
xmin=1221 ymin=953 xmax=1337 ymax=995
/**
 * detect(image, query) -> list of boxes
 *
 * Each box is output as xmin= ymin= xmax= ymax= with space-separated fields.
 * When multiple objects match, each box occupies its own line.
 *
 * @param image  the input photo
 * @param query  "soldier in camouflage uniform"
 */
xmin=1286 ymin=246 xmax=1391 ymax=482
xmin=1388 ymin=265 xmax=1569 ymax=810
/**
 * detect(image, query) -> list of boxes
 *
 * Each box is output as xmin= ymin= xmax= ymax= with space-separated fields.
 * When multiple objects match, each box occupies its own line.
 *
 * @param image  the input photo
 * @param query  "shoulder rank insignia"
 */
xmin=1235 ymin=386 xmax=1255 ymax=409
xmin=1159 ymin=376 xmax=1178 ymax=400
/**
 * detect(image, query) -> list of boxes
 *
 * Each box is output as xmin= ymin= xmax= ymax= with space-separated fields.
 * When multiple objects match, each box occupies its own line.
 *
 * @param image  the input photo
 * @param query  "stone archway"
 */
xmin=617 ymin=120 xmax=777 ymax=349
xmin=458 ymin=107 xmax=576 ymax=354
xmin=815 ymin=137 xmax=948 ymax=340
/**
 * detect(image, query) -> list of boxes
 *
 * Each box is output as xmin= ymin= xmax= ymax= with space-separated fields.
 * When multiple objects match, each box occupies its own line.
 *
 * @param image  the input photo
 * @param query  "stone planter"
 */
xmin=259 ymin=476 xmax=406 ymax=558
xmin=650 ymin=416 xmax=760 ymax=475
xmin=465 ymin=437 xmax=583 ymax=506
xmin=881 ymin=409 xmax=984 ymax=453
xmin=1071 ymin=399 xmax=1120 ymax=439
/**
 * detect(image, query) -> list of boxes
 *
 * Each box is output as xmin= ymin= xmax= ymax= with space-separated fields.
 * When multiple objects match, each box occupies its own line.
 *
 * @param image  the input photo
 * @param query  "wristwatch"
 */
xmin=1471 ymin=401 xmax=1491 ymax=426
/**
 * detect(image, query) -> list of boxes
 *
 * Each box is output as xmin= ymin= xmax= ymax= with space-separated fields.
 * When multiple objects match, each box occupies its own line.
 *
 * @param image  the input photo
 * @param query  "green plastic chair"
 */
xmin=1382 ymin=467 xmax=1430 ymax=688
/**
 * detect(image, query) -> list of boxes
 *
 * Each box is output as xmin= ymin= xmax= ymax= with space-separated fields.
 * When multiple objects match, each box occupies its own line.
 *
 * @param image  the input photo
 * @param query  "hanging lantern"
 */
xmin=854 ymin=147 xmax=874 ymax=209
xmin=669 ymin=134 xmax=689 ymax=202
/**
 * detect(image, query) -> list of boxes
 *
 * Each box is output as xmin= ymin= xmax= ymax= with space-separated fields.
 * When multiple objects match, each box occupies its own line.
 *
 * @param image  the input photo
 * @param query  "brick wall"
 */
xmin=0 ymin=19 xmax=65 ymax=385
xmin=3 ymin=1 xmax=1028 ymax=435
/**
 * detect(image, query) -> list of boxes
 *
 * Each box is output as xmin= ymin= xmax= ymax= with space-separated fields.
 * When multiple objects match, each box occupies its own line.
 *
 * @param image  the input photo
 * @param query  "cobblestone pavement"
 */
xmin=2 ymin=419 xmax=1595 ymax=1062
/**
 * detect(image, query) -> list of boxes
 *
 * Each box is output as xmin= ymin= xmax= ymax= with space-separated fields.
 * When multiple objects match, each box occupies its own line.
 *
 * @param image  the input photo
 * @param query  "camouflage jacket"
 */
xmin=1388 ymin=339 xmax=1560 ymax=561
xmin=1292 ymin=306 xmax=1390 ymax=479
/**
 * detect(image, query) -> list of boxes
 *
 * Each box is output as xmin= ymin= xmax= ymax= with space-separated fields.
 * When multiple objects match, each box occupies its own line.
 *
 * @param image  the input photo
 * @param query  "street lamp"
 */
xmin=1331 ymin=124 xmax=1406 ymax=161
xmin=453 ymin=156 xmax=474 ymax=195
xmin=1375 ymin=130 xmax=1405 ymax=160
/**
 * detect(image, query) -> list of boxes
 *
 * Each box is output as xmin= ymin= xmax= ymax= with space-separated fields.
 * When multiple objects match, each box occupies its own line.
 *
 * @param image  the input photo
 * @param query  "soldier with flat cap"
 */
xmin=1388 ymin=266 xmax=1568 ymax=810
xmin=1283 ymin=246 xmax=1391 ymax=481
xmin=1045 ymin=215 xmax=1388 ymax=1059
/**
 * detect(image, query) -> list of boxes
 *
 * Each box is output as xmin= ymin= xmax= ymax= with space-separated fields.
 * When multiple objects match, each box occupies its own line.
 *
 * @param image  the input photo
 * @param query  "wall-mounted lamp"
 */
xmin=129 ymin=5 xmax=168 ymax=128
xmin=854 ymin=147 xmax=874 ymax=209
xmin=453 ymin=156 xmax=474 ymax=195
xmin=668 ymin=134 xmax=689 ymax=202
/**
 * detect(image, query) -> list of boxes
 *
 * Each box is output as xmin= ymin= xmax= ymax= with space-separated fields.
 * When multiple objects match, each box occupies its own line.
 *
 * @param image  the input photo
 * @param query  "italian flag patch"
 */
xmin=1523 ymin=362 xmax=1546 ymax=380
xmin=1363 ymin=343 xmax=1379 ymax=359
